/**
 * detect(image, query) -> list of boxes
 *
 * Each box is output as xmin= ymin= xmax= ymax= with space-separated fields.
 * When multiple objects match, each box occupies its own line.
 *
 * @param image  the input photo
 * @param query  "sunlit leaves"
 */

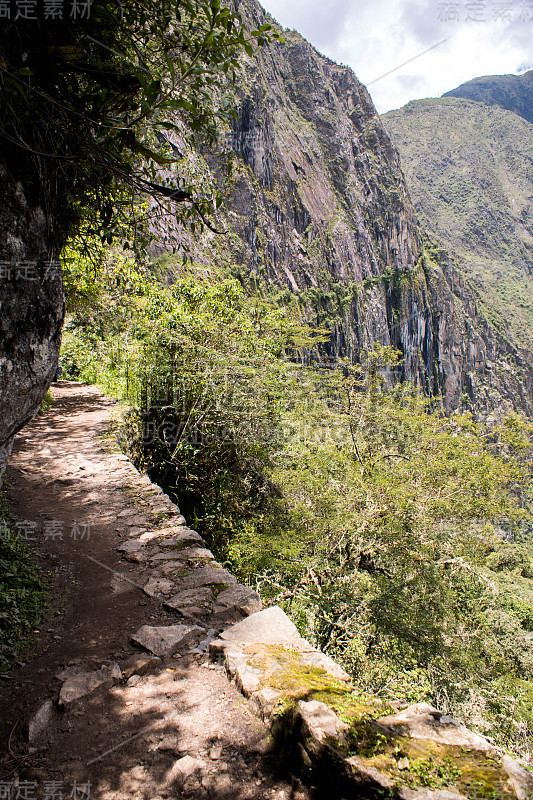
xmin=0 ymin=0 xmax=282 ymax=255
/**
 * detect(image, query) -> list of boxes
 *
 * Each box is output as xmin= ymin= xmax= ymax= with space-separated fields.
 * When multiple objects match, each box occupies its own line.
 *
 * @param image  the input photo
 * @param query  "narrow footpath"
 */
xmin=0 ymin=383 xmax=310 ymax=800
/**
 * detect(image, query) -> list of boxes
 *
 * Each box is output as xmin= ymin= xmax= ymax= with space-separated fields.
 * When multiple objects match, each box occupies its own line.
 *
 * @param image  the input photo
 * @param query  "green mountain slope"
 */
xmin=382 ymin=96 xmax=533 ymax=360
xmin=444 ymin=69 xmax=533 ymax=124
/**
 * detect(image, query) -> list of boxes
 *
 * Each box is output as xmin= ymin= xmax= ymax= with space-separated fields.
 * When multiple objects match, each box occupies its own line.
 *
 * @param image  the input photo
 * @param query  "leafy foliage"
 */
xmin=61 ymin=252 xmax=533 ymax=759
xmin=0 ymin=492 xmax=47 ymax=674
xmin=60 ymin=249 xmax=318 ymax=542
xmin=0 ymin=0 xmax=280 ymax=253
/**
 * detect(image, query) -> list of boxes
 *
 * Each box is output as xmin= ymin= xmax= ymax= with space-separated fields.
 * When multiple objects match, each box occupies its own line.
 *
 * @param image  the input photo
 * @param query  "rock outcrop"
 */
xmin=382 ymin=94 xmax=533 ymax=415
xmin=211 ymin=606 xmax=533 ymax=800
xmin=0 ymin=165 xmax=64 ymax=483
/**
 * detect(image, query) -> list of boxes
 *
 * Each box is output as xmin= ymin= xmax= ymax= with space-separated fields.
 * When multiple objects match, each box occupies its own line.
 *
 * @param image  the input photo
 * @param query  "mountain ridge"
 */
xmin=444 ymin=69 xmax=533 ymax=124
xmin=153 ymin=0 xmax=533 ymax=415
xmin=382 ymin=93 xmax=533 ymax=385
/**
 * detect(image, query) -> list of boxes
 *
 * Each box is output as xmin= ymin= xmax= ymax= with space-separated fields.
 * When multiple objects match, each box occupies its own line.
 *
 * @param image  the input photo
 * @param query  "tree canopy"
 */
xmin=0 ymin=0 xmax=279 ymax=252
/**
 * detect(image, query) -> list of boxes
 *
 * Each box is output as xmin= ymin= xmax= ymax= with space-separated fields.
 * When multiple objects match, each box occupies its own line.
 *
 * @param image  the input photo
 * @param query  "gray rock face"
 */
xmin=58 ymin=662 xmax=122 ymax=708
xmin=26 ymin=699 xmax=57 ymax=744
xmin=0 ymin=166 xmax=64 ymax=483
xmin=131 ymin=623 xmax=202 ymax=657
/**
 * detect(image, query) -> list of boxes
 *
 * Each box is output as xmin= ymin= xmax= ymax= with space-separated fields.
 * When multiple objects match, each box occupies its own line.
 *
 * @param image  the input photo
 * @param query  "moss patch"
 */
xmin=244 ymin=643 xmax=392 ymax=721
xmin=242 ymin=645 xmax=518 ymax=799
xmin=356 ymin=737 xmax=515 ymax=798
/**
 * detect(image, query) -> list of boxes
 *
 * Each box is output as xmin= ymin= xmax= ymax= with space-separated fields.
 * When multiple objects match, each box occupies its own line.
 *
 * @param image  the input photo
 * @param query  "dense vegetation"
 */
xmin=0 ymin=0 xmax=280 ymax=674
xmin=61 ymin=249 xmax=533 ymax=760
xmin=0 ymin=494 xmax=47 ymax=674
xmin=0 ymin=0 xmax=279 ymax=252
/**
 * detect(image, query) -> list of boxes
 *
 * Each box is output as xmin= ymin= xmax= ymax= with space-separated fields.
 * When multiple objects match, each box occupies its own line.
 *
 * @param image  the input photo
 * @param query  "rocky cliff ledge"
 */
xmin=212 ymin=606 xmax=533 ymax=799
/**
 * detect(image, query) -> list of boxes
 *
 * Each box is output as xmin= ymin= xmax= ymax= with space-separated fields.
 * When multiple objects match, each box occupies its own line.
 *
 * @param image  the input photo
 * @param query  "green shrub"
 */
xmin=0 ymin=492 xmax=47 ymax=673
xmin=60 ymin=252 xmax=533 ymax=759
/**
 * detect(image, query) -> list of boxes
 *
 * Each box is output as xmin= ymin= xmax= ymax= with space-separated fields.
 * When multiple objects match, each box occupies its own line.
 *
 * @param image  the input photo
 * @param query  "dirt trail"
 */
xmin=0 ymin=383 xmax=309 ymax=800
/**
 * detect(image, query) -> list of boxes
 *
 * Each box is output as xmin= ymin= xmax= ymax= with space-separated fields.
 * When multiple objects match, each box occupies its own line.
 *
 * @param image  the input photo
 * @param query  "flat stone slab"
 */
xmin=160 ymin=535 xmax=205 ymax=550
xmin=117 ymin=540 xmax=147 ymax=563
xmin=164 ymin=589 xmax=214 ymax=618
xmin=165 ymin=515 xmax=187 ymax=526
xmin=26 ymin=700 xmax=57 ymax=744
xmin=158 ymin=526 xmax=202 ymax=540
xmin=128 ymin=526 xmax=146 ymax=536
xmin=143 ymin=577 xmax=176 ymax=597
xmin=378 ymin=703 xmax=494 ymax=752
xmin=120 ymin=653 xmax=162 ymax=680
xmin=169 ymin=587 xmax=214 ymax=603
xmin=177 ymin=566 xmax=237 ymax=591
xmin=217 ymin=605 xmax=306 ymax=648
xmin=150 ymin=547 xmax=213 ymax=563
xmin=117 ymin=539 xmax=144 ymax=553
xmin=159 ymin=560 xmax=189 ymax=575
xmin=149 ymin=551 xmax=188 ymax=561
xmin=173 ymin=546 xmax=215 ymax=561
xmin=131 ymin=624 xmax=202 ymax=657
xmin=130 ymin=515 xmax=149 ymax=525
xmin=212 ymin=584 xmax=262 ymax=619
xmin=58 ymin=662 xmax=122 ymax=708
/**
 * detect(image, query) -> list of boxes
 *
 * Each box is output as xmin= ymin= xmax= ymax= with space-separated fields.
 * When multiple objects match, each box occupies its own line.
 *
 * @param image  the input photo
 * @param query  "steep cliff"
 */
xmin=382 ymin=94 xmax=533 ymax=411
xmin=157 ymin=0 xmax=532 ymax=414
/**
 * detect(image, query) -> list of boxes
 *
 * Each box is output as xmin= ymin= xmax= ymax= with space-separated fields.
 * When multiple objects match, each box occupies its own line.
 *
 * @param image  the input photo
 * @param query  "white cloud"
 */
xmin=259 ymin=0 xmax=533 ymax=112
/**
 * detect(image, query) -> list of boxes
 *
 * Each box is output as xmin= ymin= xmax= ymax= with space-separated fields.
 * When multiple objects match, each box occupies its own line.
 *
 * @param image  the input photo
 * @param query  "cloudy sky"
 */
xmin=259 ymin=0 xmax=533 ymax=113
